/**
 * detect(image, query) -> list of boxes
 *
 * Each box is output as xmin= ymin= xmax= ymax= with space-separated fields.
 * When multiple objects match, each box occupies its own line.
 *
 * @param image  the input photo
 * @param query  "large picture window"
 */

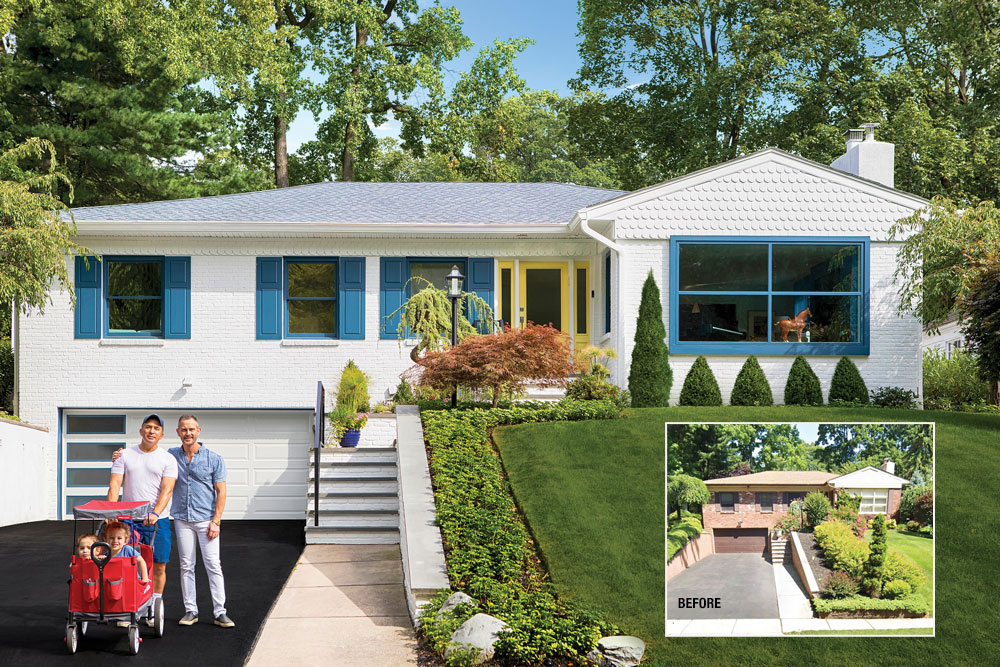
xmin=670 ymin=237 xmax=869 ymax=355
xmin=843 ymin=488 xmax=889 ymax=514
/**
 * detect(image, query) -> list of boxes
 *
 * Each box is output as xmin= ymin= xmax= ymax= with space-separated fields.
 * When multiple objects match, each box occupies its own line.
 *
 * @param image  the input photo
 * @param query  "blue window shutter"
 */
xmin=380 ymin=258 xmax=406 ymax=339
xmin=74 ymin=256 xmax=101 ymax=339
xmin=339 ymin=257 xmax=365 ymax=340
xmin=467 ymin=258 xmax=494 ymax=332
xmin=163 ymin=257 xmax=191 ymax=339
xmin=256 ymin=257 xmax=282 ymax=339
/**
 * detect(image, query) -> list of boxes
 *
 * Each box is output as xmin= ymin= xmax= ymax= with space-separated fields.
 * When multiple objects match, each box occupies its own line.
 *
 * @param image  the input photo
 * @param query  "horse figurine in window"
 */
xmin=774 ymin=308 xmax=811 ymax=342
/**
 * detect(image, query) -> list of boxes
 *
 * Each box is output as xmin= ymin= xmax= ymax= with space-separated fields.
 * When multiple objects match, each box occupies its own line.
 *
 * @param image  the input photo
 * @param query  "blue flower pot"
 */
xmin=341 ymin=428 xmax=361 ymax=447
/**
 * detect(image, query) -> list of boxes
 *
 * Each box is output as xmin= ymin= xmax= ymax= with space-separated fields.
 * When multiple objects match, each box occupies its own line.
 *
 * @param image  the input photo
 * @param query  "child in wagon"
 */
xmin=101 ymin=521 xmax=150 ymax=584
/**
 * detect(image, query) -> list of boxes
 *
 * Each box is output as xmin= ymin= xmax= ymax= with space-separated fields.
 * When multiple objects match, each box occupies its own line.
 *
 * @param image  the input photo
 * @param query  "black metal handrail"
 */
xmin=313 ymin=380 xmax=325 ymax=527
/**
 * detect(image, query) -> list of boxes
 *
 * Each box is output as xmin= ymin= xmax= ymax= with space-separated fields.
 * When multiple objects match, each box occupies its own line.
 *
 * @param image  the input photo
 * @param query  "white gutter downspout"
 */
xmin=574 ymin=213 xmax=625 ymax=384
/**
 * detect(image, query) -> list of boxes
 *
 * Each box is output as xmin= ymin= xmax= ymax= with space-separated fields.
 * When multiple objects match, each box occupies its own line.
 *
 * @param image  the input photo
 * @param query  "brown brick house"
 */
xmin=701 ymin=460 xmax=910 ymax=555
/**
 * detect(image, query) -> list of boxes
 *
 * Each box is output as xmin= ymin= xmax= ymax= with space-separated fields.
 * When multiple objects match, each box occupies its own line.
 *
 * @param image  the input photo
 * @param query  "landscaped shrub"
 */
xmin=853 ymin=514 xmax=867 ymax=539
xmin=828 ymin=356 xmax=869 ymax=404
xmin=899 ymin=485 xmax=931 ymax=523
xmin=667 ymin=516 xmax=703 ymax=561
xmin=906 ymin=520 xmax=921 ymax=532
xmin=813 ymin=520 xmax=870 ymax=577
xmin=863 ymin=515 xmax=888 ymax=597
xmin=336 ymin=360 xmax=370 ymax=412
xmin=869 ymin=386 xmax=919 ymax=408
xmin=418 ymin=401 xmax=624 ymax=663
xmin=885 ymin=518 xmax=897 ymax=530
xmin=812 ymin=595 xmax=928 ymax=615
xmin=883 ymin=552 xmax=926 ymax=592
xmin=919 ymin=525 xmax=933 ymax=536
xmin=628 ymin=270 xmax=672 ymax=407
xmin=923 ymin=348 xmax=989 ymax=410
xmin=678 ymin=356 xmax=723 ymax=406
xmin=882 ymin=579 xmax=912 ymax=599
xmin=392 ymin=379 xmax=416 ymax=405
xmin=730 ymin=356 xmax=773 ymax=406
xmin=667 ymin=475 xmax=710 ymax=519
xmin=804 ymin=491 xmax=832 ymax=527
xmin=784 ymin=356 xmax=823 ymax=405
xmin=565 ymin=373 xmax=630 ymax=409
xmin=913 ymin=491 xmax=934 ymax=526
xmin=833 ymin=491 xmax=861 ymax=524
xmin=822 ymin=571 xmax=860 ymax=599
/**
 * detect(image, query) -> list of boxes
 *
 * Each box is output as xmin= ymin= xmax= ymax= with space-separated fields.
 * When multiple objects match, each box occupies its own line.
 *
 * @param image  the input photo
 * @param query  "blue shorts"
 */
xmin=134 ymin=517 xmax=172 ymax=563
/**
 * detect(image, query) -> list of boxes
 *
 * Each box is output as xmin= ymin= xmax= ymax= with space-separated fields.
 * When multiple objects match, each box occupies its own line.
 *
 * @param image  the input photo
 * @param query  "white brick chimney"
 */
xmin=881 ymin=458 xmax=896 ymax=475
xmin=831 ymin=123 xmax=894 ymax=188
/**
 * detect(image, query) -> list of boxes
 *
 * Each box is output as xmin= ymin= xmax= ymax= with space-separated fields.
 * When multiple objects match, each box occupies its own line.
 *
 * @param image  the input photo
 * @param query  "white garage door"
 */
xmin=61 ymin=409 xmax=314 ymax=519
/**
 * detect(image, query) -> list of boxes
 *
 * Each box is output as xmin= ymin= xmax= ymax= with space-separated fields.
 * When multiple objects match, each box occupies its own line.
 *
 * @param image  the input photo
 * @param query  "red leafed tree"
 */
xmin=417 ymin=324 xmax=572 ymax=407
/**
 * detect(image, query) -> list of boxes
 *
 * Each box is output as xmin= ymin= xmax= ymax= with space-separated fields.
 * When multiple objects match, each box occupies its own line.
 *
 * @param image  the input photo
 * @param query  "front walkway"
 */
xmin=247 ymin=545 xmax=421 ymax=667
xmin=773 ymin=563 xmax=814 ymax=619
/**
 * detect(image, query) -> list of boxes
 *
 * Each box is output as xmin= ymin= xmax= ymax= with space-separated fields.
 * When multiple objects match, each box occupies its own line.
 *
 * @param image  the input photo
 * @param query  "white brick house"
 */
xmin=12 ymin=130 xmax=926 ymax=520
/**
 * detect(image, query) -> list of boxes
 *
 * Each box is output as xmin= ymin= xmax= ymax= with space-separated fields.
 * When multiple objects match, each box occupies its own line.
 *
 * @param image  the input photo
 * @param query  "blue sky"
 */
xmin=286 ymin=0 xmax=588 ymax=152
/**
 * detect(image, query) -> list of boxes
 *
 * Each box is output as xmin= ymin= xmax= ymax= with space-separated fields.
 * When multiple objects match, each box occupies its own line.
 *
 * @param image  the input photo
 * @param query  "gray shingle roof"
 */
xmin=69 ymin=182 xmax=627 ymax=224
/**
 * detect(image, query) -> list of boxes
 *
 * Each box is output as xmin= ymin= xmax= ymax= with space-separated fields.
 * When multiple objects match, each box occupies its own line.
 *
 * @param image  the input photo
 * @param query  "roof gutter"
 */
xmin=70 ymin=221 xmax=576 ymax=236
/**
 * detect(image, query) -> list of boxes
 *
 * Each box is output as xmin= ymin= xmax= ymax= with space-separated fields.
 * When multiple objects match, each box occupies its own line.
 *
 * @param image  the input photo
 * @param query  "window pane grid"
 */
xmin=285 ymin=259 xmax=337 ymax=337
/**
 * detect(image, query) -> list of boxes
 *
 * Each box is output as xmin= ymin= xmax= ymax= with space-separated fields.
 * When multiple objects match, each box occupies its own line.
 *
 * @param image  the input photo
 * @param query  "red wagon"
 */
xmin=66 ymin=500 xmax=164 ymax=655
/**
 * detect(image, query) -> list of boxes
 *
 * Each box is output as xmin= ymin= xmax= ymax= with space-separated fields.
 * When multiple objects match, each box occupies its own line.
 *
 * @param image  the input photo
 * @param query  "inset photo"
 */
xmin=665 ymin=423 xmax=934 ymax=637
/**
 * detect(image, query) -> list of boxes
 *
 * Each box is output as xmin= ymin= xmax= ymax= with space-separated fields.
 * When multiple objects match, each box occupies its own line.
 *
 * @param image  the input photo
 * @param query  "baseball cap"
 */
xmin=142 ymin=413 xmax=164 ymax=428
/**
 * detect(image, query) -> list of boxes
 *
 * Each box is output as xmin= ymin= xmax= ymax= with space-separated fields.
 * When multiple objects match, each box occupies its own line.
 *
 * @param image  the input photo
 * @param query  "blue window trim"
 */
xmin=669 ymin=236 xmax=870 ymax=356
xmin=103 ymin=256 xmax=164 ymax=338
xmin=284 ymin=257 xmax=338 ymax=339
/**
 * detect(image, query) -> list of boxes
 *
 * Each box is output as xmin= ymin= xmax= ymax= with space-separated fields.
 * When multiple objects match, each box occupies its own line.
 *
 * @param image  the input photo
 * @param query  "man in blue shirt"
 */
xmin=171 ymin=414 xmax=235 ymax=628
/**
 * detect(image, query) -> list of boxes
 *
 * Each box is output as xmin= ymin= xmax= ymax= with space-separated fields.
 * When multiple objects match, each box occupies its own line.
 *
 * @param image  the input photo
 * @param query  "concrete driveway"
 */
xmin=667 ymin=554 xmax=779 ymax=619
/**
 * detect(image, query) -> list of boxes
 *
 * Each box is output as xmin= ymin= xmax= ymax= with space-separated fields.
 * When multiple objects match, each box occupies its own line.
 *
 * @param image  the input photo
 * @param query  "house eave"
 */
xmin=71 ymin=221 xmax=578 ymax=237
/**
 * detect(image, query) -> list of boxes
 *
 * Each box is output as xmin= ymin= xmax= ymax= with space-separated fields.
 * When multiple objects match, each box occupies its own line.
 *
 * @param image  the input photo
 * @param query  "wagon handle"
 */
xmin=90 ymin=542 xmax=112 ymax=569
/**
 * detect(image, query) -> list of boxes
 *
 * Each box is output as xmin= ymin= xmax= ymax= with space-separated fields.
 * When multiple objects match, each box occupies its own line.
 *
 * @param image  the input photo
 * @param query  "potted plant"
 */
xmin=329 ymin=360 xmax=371 ymax=447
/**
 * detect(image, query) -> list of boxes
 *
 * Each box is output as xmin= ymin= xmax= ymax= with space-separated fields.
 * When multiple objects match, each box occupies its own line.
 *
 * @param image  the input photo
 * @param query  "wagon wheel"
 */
xmin=153 ymin=597 xmax=164 ymax=638
xmin=128 ymin=624 xmax=140 ymax=655
xmin=65 ymin=622 xmax=78 ymax=654
xmin=79 ymin=621 xmax=88 ymax=636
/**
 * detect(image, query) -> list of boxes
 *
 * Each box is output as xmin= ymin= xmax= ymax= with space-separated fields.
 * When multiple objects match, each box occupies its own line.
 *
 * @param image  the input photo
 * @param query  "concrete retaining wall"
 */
xmin=667 ymin=531 xmax=714 ymax=580
xmin=0 ymin=417 xmax=49 ymax=527
xmin=790 ymin=531 xmax=821 ymax=598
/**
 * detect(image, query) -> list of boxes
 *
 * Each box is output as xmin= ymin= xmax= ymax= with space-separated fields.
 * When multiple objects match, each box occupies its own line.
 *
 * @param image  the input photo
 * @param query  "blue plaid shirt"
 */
xmin=168 ymin=444 xmax=227 ymax=522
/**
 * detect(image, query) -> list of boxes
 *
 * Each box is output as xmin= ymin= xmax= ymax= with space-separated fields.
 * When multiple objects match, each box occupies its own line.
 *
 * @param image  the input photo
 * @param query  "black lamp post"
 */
xmin=446 ymin=265 xmax=465 ymax=408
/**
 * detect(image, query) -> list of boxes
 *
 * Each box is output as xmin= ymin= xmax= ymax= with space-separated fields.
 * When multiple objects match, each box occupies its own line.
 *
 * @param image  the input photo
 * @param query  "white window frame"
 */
xmin=844 ymin=488 xmax=889 ymax=514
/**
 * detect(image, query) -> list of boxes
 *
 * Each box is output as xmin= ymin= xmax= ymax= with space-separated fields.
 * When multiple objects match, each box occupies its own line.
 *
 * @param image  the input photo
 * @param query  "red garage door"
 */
xmin=713 ymin=528 xmax=768 ymax=555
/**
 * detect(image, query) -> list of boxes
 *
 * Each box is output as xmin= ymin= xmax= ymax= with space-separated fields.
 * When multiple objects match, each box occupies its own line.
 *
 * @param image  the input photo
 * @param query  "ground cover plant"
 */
xmin=417 ymin=400 xmax=624 ymax=664
xmin=493 ymin=406 xmax=990 ymax=665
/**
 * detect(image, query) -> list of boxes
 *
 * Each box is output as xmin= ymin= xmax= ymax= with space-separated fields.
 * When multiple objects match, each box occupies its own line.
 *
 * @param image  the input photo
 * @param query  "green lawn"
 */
xmin=494 ymin=406 xmax=997 ymax=667
xmin=866 ymin=529 xmax=934 ymax=611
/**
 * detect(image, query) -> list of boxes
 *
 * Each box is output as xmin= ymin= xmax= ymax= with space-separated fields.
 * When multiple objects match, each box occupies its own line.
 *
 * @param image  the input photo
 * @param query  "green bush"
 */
xmin=899 ymin=485 xmax=931 ymax=523
xmin=812 ymin=595 xmax=928 ymax=615
xmin=678 ymin=356 xmax=723 ymax=406
xmin=913 ymin=491 xmax=934 ymax=526
xmin=863 ymin=515 xmax=888 ymax=597
xmin=667 ymin=516 xmax=703 ymax=561
xmin=882 ymin=579 xmax=912 ymax=599
xmin=905 ymin=520 xmax=921 ymax=532
xmin=565 ymin=374 xmax=630 ymax=409
xmin=0 ymin=339 xmax=12 ymax=414
xmin=730 ymin=356 xmax=773 ymax=406
xmin=417 ymin=401 xmax=623 ymax=663
xmin=882 ymin=551 xmax=926 ymax=592
xmin=919 ymin=525 xmax=933 ymax=536
xmin=923 ymin=348 xmax=989 ymax=409
xmin=828 ymin=356 xmax=869 ymax=404
xmin=784 ymin=356 xmax=823 ymax=405
xmin=813 ymin=520 xmax=870 ymax=577
xmin=869 ymin=386 xmax=919 ymax=408
xmin=822 ymin=571 xmax=860 ymax=599
xmin=336 ymin=360 xmax=370 ymax=412
xmin=804 ymin=491 xmax=832 ymax=526
xmin=628 ymin=271 xmax=672 ymax=407
xmin=392 ymin=379 xmax=416 ymax=405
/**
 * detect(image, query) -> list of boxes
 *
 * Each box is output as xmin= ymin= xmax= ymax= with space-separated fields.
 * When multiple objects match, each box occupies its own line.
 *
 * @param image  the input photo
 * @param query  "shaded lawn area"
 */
xmin=868 ymin=529 xmax=934 ymax=611
xmin=494 ymin=406 xmax=996 ymax=667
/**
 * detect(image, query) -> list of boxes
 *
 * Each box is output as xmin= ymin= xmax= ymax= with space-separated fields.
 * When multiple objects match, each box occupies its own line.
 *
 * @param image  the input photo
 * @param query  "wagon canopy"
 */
xmin=72 ymin=500 xmax=152 ymax=520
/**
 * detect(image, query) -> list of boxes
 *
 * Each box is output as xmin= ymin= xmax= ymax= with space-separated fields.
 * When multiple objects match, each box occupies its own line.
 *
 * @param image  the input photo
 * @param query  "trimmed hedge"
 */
xmin=730 ymin=356 xmax=773 ymax=406
xmin=784 ymin=356 xmax=823 ymax=405
xmin=829 ymin=356 xmax=869 ymax=404
xmin=417 ymin=400 xmax=623 ymax=664
xmin=667 ymin=517 xmax=703 ymax=561
xmin=678 ymin=356 xmax=723 ymax=406
xmin=812 ymin=595 xmax=929 ymax=615
xmin=814 ymin=520 xmax=870 ymax=577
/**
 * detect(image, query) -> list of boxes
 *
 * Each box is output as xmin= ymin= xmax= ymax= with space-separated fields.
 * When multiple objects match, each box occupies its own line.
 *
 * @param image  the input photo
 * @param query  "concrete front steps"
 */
xmin=305 ymin=446 xmax=400 ymax=545
xmin=770 ymin=538 xmax=789 ymax=564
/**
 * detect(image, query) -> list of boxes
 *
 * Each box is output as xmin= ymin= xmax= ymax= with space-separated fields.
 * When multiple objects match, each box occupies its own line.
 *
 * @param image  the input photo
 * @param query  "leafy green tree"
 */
xmin=667 ymin=424 xmax=741 ymax=480
xmin=959 ymin=260 xmax=1000 ymax=404
xmin=804 ymin=491 xmax=832 ymax=527
xmin=667 ymin=474 xmax=710 ymax=519
xmin=817 ymin=424 xmax=916 ymax=469
xmin=864 ymin=515 xmax=888 ymax=597
xmin=753 ymin=424 xmax=822 ymax=472
xmin=628 ymin=270 xmax=671 ymax=407
xmin=678 ymin=356 xmax=722 ymax=406
xmin=828 ymin=357 xmax=869 ymax=404
xmin=784 ymin=356 xmax=823 ymax=405
xmin=730 ymin=356 xmax=773 ymax=406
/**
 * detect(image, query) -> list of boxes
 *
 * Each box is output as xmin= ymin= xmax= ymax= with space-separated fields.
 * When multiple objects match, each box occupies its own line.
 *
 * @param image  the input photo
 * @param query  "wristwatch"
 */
xmin=212 ymin=519 xmax=221 ymax=527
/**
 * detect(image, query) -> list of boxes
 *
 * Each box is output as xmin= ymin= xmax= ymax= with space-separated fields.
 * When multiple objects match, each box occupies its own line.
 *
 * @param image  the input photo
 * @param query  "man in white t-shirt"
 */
xmin=108 ymin=414 xmax=178 ymax=611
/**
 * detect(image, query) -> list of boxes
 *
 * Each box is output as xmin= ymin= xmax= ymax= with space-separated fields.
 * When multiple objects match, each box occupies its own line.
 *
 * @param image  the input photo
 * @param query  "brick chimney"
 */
xmin=881 ymin=458 xmax=895 ymax=475
xmin=830 ymin=123 xmax=894 ymax=188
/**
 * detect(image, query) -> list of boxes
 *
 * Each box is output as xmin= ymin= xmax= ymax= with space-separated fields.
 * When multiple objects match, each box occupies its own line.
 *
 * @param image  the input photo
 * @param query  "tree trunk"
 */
xmin=992 ymin=379 xmax=999 ymax=406
xmin=274 ymin=107 xmax=289 ymax=188
xmin=342 ymin=120 xmax=356 ymax=182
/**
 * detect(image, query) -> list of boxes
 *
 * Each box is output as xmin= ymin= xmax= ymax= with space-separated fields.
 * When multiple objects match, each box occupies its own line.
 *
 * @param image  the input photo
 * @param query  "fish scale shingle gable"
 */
xmin=68 ymin=182 xmax=627 ymax=224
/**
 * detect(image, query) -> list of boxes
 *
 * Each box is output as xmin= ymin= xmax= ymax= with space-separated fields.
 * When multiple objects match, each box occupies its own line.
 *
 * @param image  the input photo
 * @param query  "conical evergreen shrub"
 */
xmin=679 ymin=356 xmax=723 ymax=406
xmin=829 ymin=356 xmax=869 ymax=404
xmin=784 ymin=356 xmax=823 ymax=405
xmin=628 ymin=270 xmax=672 ymax=407
xmin=730 ymin=356 xmax=773 ymax=406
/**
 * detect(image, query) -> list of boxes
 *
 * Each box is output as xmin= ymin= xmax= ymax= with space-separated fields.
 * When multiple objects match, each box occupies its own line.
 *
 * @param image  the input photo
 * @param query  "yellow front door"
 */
xmin=518 ymin=262 xmax=569 ymax=334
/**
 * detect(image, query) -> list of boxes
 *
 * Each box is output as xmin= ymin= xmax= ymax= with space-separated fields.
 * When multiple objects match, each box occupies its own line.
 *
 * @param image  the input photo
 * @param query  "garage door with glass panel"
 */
xmin=61 ymin=410 xmax=313 ymax=519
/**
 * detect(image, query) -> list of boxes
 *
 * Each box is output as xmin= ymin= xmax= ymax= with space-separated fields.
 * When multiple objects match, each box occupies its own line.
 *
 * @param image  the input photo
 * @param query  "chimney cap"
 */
xmin=843 ymin=128 xmax=864 ymax=143
xmin=860 ymin=122 xmax=880 ymax=140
